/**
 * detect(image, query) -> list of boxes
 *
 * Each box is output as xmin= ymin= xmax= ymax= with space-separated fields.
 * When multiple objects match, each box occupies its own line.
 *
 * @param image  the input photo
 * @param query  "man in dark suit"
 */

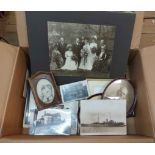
xmin=92 ymin=39 xmax=108 ymax=72
xmin=73 ymin=38 xmax=83 ymax=66
xmin=57 ymin=37 xmax=67 ymax=62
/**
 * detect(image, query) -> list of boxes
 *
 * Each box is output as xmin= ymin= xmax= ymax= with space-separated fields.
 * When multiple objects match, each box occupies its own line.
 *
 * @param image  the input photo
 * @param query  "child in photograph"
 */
xmin=40 ymin=84 xmax=54 ymax=103
xmin=61 ymin=45 xmax=78 ymax=70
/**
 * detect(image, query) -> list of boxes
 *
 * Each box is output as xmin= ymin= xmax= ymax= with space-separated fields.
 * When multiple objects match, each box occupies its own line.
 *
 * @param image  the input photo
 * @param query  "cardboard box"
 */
xmin=0 ymin=43 xmax=154 ymax=142
xmin=140 ymin=34 xmax=155 ymax=48
xmin=0 ymin=12 xmax=155 ymax=142
xmin=0 ymin=42 xmax=27 ymax=137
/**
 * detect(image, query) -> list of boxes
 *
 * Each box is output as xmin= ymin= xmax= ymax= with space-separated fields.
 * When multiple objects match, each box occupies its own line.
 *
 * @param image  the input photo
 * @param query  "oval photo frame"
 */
xmin=28 ymin=72 xmax=62 ymax=110
xmin=102 ymin=79 xmax=136 ymax=117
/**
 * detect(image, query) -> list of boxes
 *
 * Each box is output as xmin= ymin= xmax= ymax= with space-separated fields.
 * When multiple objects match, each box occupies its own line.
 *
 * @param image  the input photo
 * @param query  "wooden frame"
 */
xmin=28 ymin=71 xmax=61 ymax=110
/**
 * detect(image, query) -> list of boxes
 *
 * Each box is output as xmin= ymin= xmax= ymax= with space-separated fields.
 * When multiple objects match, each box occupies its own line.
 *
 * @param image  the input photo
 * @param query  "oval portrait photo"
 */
xmin=36 ymin=79 xmax=55 ymax=104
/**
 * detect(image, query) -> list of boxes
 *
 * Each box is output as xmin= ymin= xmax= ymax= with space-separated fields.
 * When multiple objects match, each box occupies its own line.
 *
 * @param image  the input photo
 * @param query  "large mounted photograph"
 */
xmin=48 ymin=21 xmax=115 ymax=78
xmin=26 ymin=12 xmax=135 ymax=85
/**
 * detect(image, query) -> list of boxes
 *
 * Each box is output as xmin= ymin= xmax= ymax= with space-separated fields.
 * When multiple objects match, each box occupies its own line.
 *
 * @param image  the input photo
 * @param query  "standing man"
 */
xmin=73 ymin=37 xmax=82 ymax=66
xmin=57 ymin=37 xmax=67 ymax=62
xmin=81 ymin=36 xmax=85 ymax=48
xmin=92 ymin=39 xmax=107 ymax=72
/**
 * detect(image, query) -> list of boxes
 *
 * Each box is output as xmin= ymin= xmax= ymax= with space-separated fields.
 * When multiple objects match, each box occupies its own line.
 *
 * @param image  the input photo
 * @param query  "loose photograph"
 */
xmin=48 ymin=21 xmax=116 ymax=78
xmin=29 ymin=108 xmax=71 ymax=135
xmin=80 ymin=99 xmax=127 ymax=135
xmin=60 ymin=80 xmax=89 ymax=103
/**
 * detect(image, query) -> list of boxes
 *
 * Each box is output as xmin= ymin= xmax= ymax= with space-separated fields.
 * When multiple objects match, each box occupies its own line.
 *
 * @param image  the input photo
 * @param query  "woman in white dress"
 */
xmin=61 ymin=45 xmax=78 ymax=70
xmin=90 ymin=38 xmax=98 ymax=50
xmin=79 ymin=38 xmax=97 ymax=71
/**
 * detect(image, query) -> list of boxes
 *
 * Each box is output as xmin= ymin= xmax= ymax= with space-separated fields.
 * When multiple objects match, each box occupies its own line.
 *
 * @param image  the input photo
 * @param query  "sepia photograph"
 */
xmin=28 ymin=72 xmax=62 ymax=110
xmin=48 ymin=21 xmax=116 ymax=78
xmin=103 ymin=79 xmax=135 ymax=114
xmin=36 ymin=79 xmax=55 ymax=104
xmin=60 ymin=80 xmax=89 ymax=103
xmin=80 ymin=99 xmax=127 ymax=135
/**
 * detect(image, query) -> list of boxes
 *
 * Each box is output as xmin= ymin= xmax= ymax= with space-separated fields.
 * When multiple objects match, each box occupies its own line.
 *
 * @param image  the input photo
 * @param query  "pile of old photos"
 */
xmin=23 ymin=76 xmax=136 ymax=135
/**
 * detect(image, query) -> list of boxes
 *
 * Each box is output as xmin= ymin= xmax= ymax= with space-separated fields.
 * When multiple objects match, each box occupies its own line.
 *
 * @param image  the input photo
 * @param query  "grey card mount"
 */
xmin=26 ymin=11 xmax=135 ymax=85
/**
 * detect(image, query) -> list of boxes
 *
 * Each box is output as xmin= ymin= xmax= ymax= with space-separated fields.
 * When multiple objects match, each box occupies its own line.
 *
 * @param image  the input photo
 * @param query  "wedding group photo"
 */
xmin=48 ymin=21 xmax=116 ymax=78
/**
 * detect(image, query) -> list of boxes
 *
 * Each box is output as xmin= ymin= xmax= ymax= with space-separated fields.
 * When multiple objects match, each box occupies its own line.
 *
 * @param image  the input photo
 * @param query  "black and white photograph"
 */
xmin=29 ymin=108 xmax=71 ymax=135
xmin=80 ymin=99 xmax=127 ymax=135
xmin=23 ymin=91 xmax=37 ymax=128
xmin=28 ymin=72 xmax=62 ymax=110
xmin=48 ymin=21 xmax=116 ymax=78
xmin=103 ymin=79 xmax=135 ymax=115
xmin=60 ymin=80 xmax=89 ymax=103
xmin=87 ymin=79 xmax=112 ymax=96
xmin=57 ymin=101 xmax=79 ymax=135
xmin=36 ymin=79 xmax=55 ymax=104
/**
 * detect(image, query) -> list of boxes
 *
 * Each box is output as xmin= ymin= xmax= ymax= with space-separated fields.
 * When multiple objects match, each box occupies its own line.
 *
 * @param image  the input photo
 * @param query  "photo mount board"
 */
xmin=26 ymin=11 xmax=135 ymax=85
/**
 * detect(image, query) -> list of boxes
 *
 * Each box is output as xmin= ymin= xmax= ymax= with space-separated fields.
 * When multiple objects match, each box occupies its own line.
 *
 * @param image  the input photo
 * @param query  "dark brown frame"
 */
xmin=28 ymin=71 xmax=61 ymax=110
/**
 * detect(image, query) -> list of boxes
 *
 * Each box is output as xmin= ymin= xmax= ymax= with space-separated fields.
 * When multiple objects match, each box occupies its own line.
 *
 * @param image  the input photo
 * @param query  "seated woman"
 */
xmin=61 ymin=44 xmax=78 ymax=70
xmin=50 ymin=45 xmax=64 ymax=70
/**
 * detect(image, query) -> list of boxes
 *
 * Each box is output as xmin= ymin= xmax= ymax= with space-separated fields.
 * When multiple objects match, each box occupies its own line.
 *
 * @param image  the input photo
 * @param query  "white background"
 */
xmin=0 ymin=0 xmax=155 ymax=10
xmin=0 ymin=0 xmax=155 ymax=154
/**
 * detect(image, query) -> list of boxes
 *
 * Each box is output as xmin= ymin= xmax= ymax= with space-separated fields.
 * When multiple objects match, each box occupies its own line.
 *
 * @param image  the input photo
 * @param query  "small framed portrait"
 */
xmin=28 ymin=72 xmax=61 ymax=110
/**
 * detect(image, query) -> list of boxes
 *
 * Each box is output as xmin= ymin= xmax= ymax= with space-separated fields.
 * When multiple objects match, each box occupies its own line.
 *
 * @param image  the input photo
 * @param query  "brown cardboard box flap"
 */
xmin=129 ymin=45 xmax=155 ymax=138
xmin=15 ymin=11 xmax=28 ymax=48
xmin=0 ymin=42 xmax=27 ymax=137
xmin=139 ymin=46 xmax=155 ymax=137
xmin=129 ymin=52 xmax=154 ymax=137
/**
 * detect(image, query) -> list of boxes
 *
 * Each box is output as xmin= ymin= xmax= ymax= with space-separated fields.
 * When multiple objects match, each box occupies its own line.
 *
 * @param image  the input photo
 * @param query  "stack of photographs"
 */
xmin=23 ymin=74 xmax=129 ymax=136
xmin=23 ymin=90 xmax=79 ymax=135
xmin=23 ymin=91 xmax=37 ymax=128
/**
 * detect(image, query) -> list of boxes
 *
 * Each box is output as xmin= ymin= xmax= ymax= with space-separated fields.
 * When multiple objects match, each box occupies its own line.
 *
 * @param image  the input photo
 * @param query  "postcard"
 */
xmin=80 ymin=99 xmax=127 ymax=135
